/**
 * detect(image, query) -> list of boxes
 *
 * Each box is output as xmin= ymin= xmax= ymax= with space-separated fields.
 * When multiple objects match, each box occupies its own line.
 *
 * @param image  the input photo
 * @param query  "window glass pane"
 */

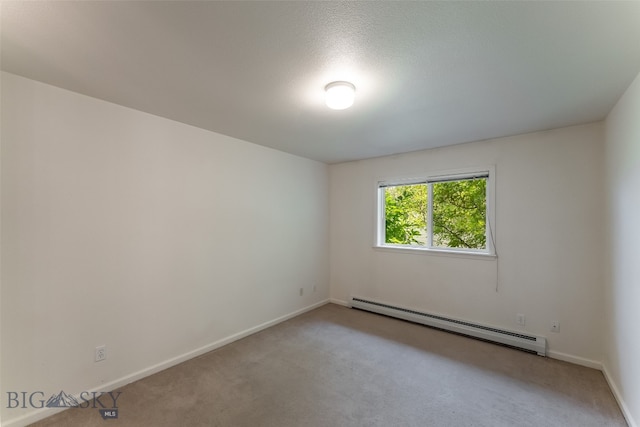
xmin=384 ymin=184 xmax=427 ymax=245
xmin=432 ymin=178 xmax=486 ymax=249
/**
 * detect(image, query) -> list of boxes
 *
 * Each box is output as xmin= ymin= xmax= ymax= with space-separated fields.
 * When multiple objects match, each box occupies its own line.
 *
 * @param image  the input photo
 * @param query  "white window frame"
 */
xmin=375 ymin=166 xmax=496 ymax=257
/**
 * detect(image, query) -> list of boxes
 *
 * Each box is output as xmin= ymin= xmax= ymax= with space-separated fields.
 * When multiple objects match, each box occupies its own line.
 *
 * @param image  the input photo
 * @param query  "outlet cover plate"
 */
xmin=95 ymin=345 xmax=106 ymax=362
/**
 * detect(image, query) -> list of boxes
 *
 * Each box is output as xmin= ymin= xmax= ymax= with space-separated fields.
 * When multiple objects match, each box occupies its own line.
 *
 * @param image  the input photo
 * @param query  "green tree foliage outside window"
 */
xmin=384 ymin=178 xmax=486 ymax=249
xmin=432 ymin=179 xmax=486 ymax=249
xmin=384 ymin=184 xmax=427 ymax=245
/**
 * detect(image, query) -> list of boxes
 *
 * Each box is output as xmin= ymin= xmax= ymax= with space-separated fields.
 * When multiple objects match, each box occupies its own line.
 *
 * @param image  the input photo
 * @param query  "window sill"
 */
xmin=373 ymin=245 xmax=497 ymax=260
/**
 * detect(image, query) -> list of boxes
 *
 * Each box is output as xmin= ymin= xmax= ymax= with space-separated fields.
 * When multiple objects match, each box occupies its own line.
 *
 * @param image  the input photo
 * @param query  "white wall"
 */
xmin=0 ymin=72 xmax=329 ymax=426
xmin=604 ymin=71 xmax=640 ymax=427
xmin=330 ymin=122 xmax=605 ymax=364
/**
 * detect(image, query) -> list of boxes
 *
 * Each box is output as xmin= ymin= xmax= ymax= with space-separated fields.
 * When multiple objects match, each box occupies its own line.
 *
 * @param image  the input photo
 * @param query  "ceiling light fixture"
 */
xmin=325 ymin=81 xmax=356 ymax=110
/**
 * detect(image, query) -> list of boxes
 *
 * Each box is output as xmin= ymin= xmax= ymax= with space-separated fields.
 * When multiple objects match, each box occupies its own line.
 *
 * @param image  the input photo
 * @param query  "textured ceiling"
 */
xmin=2 ymin=1 xmax=640 ymax=164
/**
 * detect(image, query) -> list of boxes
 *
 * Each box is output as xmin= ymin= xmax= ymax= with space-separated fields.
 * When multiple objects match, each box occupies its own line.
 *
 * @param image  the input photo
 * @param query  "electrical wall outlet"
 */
xmin=516 ymin=314 xmax=526 ymax=326
xmin=299 ymin=287 xmax=304 ymax=296
xmin=313 ymin=284 xmax=317 ymax=292
xmin=95 ymin=345 xmax=106 ymax=362
xmin=551 ymin=321 xmax=560 ymax=333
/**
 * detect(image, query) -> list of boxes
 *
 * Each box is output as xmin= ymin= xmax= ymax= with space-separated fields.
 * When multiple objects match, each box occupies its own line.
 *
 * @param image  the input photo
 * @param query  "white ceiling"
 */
xmin=2 ymin=1 xmax=640 ymax=164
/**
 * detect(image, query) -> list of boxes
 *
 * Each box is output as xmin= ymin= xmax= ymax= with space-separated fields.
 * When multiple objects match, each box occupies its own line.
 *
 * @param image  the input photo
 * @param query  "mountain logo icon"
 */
xmin=45 ymin=391 xmax=80 ymax=408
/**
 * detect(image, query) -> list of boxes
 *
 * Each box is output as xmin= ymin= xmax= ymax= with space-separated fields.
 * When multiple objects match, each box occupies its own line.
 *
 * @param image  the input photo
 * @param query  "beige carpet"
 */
xmin=30 ymin=303 xmax=626 ymax=426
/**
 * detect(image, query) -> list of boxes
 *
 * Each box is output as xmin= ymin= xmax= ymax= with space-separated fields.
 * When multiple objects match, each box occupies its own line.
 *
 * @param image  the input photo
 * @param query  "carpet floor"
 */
xmin=30 ymin=303 xmax=626 ymax=426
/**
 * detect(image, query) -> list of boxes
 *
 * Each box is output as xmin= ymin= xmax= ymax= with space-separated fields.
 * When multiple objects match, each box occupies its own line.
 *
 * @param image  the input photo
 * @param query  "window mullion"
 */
xmin=427 ymin=183 xmax=433 ymax=248
xmin=379 ymin=187 xmax=386 ymax=246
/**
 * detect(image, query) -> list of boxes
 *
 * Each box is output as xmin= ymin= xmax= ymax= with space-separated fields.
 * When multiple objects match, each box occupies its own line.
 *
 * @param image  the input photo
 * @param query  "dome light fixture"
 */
xmin=325 ymin=81 xmax=356 ymax=110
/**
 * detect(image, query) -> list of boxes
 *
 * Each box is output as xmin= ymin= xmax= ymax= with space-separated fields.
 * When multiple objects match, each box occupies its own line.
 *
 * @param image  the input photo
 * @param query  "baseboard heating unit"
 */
xmin=350 ymin=297 xmax=547 ymax=356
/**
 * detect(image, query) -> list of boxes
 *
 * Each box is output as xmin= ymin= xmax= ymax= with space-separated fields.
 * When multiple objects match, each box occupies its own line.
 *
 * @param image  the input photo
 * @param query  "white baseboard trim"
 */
xmin=602 ymin=363 xmax=638 ymax=427
xmin=546 ymin=350 xmax=602 ymax=370
xmin=2 ymin=299 xmax=330 ymax=427
xmin=329 ymin=298 xmax=349 ymax=307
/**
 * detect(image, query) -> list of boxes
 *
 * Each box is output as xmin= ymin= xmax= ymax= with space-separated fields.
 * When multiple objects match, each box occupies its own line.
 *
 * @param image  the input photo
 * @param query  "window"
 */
xmin=377 ymin=169 xmax=494 ymax=255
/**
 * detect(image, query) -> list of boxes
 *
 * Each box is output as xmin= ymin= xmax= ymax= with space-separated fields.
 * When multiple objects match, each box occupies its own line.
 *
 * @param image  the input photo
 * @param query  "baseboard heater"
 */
xmin=350 ymin=297 xmax=546 ymax=356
